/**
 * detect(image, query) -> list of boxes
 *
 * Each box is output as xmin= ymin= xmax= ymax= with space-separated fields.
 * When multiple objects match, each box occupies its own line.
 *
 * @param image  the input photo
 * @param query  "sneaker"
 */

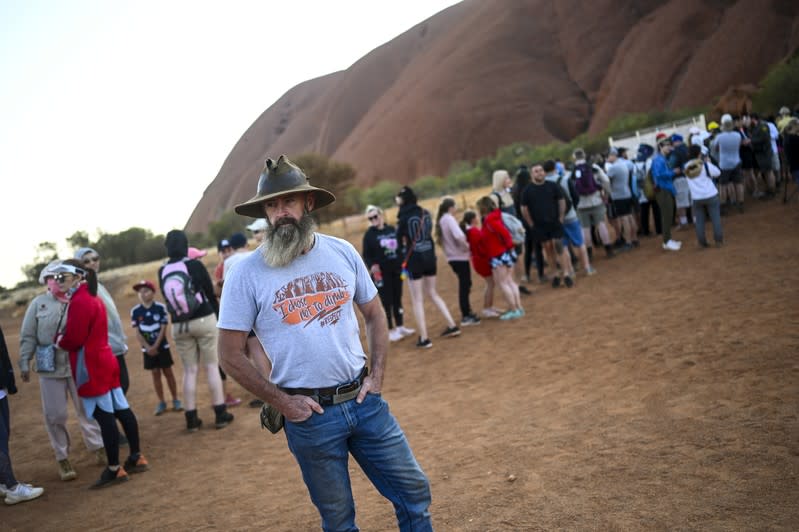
xmin=481 ymin=308 xmax=501 ymax=318
xmin=248 ymin=398 xmax=265 ymax=408
xmin=460 ymin=314 xmax=481 ymax=326
xmin=58 ymin=458 xmax=77 ymax=481
xmin=90 ymin=467 xmax=129 ymax=490
xmin=0 ymin=482 xmax=32 ymax=496
xmin=499 ymin=309 xmax=522 ymax=320
xmin=225 ymin=394 xmax=242 ymax=407
xmin=388 ymin=329 xmax=403 ymax=342
xmin=662 ymin=240 xmax=681 ymax=251
xmin=398 ymin=326 xmax=416 ymax=338
xmin=154 ymin=401 xmax=167 ymax=416
xmin=123 ymin=453 xmax=150 ymax=474
xmin=551 ymin=277 xmax=561 ymax=288
xmin=415 ymin=338 xmax=433 ymax=349
xmin=172 ymin=399 xmax=184 ymax=412
xmin=440 ymin=326 xmax=461 ymax=338
xmin=564 ymin=276 xmax=574 ymax=288
xmin=4 ymin=482 xmax=44 ymax=505
xmin=95 ymin=448 xmax=108 ymax=466
xmin=518 ymin=285 xmax=532 ymax=295
xmin=585 ymin=266 xmax=597 ymax=276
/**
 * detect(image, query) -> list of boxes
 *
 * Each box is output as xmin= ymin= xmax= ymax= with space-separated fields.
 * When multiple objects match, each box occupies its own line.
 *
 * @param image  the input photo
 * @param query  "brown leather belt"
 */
xmin=280 ymin=367 xmax=368 ymax=406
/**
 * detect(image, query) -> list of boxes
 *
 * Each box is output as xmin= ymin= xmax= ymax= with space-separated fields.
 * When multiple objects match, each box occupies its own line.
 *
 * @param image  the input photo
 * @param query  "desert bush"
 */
xmin=752 ymin=51 xmax=799 ymax=114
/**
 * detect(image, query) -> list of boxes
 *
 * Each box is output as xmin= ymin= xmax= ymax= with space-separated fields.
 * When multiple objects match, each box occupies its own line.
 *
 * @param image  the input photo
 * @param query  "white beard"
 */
xmin=261 ymin=214 xmax=317 ymax=268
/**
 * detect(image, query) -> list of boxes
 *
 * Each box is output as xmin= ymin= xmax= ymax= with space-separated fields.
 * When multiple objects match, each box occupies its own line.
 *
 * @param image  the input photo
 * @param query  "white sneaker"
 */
xmin=481 ymin=308 xmax=501 ymax=318
xmin=4 ymin=482 xmax=44 ymax=505
xmin=398 ymin=326 xmax=416 ymax=338
xmin=388 ymin=329 xmax=402 ymax=342
xmin=0 ymin=482 xmax=31 ymax=495
xmin=662 ymin=240 xmax=681 ymax=251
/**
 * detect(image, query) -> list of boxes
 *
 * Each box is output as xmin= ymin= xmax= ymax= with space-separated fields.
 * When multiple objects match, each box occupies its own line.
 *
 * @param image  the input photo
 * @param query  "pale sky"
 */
xmin=0 ymin=0 xmax=461 ymax=288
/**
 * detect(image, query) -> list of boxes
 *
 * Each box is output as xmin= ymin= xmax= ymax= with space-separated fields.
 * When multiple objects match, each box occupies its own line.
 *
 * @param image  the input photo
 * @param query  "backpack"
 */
xmin=558 ymin=176 xmax=578 ymax=212
xmin=573 ymin=162 xmax=599 ymax=196
xmin=501 ymin=212 xmax=525 ymax=246
xmin=492 ymin=191 xmax=517 ymax=216
xmin=643 ymin=165 xmax=656 ymax=201
xmin=160 ymin=260 xmax=204 ymax=322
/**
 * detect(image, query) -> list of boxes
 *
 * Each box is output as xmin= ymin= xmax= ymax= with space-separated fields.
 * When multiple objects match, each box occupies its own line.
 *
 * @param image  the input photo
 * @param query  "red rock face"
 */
xmin=186 ymin=0 xmax=799 ymax=233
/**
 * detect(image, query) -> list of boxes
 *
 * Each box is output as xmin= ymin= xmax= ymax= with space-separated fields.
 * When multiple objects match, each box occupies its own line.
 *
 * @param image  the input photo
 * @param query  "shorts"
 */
xmin=143 ymin=346 xmax=174 ymax=370
xmin=82 ymin=387 xmax=129 ymax=416
xmin=577 ymin=204 xmax=607 ymax=228
xmin=489 ymin=249 xmax=518 ymax=269
xmin=406 ymin=250 xmax=437 ymax=280
xmin=172 ymin=314 xmax=219 ymax=366
xmin=531 ymin=223 xmax=564 ymax=243
xmin=755 ymin=151 xmax=773 ymax=171
xmin=562 ymin=219 xmax=584 ymax=247
xmin=719 ymin=166 xmax=743 ymax=185
xmin=612 ymin=198 xmax=634 ymax=217
xmin=673 ymin=177 xmax=691 ymax=209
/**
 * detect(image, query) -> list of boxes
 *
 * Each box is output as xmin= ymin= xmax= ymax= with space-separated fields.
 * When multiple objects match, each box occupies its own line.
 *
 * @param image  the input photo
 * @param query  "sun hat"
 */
xmin=188 ymin=247 xmax=207 ymax=260
xmin=38 ymin=259 xmax=63 ymax=285
xmin=132 ymin=280 xmax=156 ymax=292
xmin=234 ymin=155 xmax=335 ymax=218
xmin=246 ymin=218 xmax=268 ymax=232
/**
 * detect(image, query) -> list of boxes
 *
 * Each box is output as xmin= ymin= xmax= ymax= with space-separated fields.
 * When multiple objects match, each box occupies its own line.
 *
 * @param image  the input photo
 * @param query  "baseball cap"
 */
xmin=217 ymin=239 xmax=231 ymax=251
xmin=720 ymin=114 xmax=733 ymax=124
xmin=246 ymin=218 xmax=268 ymax=232
xmin=608 ymin=147 xmax=619 ymax=156
xmin=188 ymin=247 xmax=207 ymax=260
xmin=707 ymin=121 xmax=719 ymax=131
xmin=671 ymin=133 xmax=684 ymax=143
xmin=74 ymin=247 xmax=98 ymax=260
xmin=229 ymin=232 xmax=248 ymax=249
xmin=133 ymin=280 xmax=156 ymax=292
xmin=38 ymin=259 xmax=63 ymax=285
xmin=655 ymin=132 xmax=671 ymax=146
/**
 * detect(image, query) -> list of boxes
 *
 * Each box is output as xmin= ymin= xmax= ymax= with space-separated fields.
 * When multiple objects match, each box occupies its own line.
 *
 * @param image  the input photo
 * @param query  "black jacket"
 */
xmin=0 ymin=324 xmax=17 ymax=395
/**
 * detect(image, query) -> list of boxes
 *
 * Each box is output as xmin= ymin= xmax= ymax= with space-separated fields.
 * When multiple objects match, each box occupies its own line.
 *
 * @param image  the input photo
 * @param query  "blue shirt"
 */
xmin=130 ymin=301 xmax=169 ymax=350
xmin=651 ymin=154 xmax=676 ymax=196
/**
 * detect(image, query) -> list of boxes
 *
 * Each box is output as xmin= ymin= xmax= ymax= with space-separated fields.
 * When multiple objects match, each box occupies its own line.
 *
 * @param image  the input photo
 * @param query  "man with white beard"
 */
xmin=217 ymin=155 xmax=433 ymax=531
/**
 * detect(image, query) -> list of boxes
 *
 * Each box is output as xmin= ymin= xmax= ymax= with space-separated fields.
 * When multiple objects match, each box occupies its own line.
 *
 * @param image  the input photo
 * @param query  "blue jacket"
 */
xmin=651 ymin=154 xmax=676 ymax=196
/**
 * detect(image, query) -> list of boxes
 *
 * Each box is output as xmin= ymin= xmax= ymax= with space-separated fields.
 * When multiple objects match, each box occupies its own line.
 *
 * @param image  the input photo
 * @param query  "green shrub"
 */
xmin=752 ymin=51 xmax=799 ymax=114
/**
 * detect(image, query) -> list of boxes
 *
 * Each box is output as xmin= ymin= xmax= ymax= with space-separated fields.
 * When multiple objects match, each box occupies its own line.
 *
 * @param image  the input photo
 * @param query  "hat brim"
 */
xmin=133 ymin=282 xmax=155 ymax=292
xmin=234 ymin=186 xmax=336 ymax=218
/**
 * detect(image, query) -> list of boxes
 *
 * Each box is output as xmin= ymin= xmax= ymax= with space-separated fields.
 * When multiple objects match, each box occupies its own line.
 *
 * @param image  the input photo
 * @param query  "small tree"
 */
xmin=20 ymin=241 xmax=58 ymax=286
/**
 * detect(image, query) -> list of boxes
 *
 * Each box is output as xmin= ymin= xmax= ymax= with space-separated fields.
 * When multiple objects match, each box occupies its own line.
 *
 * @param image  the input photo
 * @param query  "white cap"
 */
xmin=246 ymin=218 xmax=268 ymax=232
xmin=38 ymin=259 xmax=63 ymax=285
xmin=720 ymin=113 xmax=733 ymax=124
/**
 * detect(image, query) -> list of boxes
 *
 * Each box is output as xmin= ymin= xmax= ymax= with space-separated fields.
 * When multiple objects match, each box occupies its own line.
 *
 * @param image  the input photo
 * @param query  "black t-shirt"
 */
xmin=521 ymin=180 xmax=564 ymax=226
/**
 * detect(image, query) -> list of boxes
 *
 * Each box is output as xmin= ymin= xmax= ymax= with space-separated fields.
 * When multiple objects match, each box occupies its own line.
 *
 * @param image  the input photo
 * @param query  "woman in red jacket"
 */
xmin=475 ymin=197 xmax=524 ymax=320
xmin=53 ymin=260 xmax=148 ymax=489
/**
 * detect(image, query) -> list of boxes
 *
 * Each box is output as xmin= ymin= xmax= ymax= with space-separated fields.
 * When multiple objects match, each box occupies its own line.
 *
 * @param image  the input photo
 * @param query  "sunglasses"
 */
xmin=253 ymin=230 xmax=264 ymax=235
xmin=367 ymin=214 xmax=379 ymax=221
xmin=83 ymin=255 xmax=100 ymax=264
xmin=55 ymin=273 xmax=73 ymax=283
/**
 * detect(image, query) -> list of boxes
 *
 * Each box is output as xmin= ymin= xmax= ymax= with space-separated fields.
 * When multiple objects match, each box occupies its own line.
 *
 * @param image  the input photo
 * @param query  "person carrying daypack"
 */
xmin=570 ymin=148 xmax=615 ymax=259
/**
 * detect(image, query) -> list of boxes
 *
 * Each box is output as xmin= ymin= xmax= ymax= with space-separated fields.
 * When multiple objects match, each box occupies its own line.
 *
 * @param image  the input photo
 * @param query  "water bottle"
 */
xmin=373 ymin=270 xmax=384 ymax=288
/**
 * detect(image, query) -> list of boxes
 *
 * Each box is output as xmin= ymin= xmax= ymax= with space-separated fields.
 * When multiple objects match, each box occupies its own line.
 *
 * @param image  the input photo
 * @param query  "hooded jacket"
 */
xmin=19 ymin=291 xmax=71 ymax=377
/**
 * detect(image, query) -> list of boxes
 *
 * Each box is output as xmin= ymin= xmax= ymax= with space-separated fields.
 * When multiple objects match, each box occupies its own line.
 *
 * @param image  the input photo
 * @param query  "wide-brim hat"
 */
xmin=234 ymin=155 xmax=336 ymax=218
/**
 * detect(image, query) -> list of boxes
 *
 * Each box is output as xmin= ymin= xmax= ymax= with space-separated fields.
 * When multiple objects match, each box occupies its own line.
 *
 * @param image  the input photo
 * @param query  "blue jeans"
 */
xmin=692 ymin=195 xmax=723 ymax=245
xmin=285 ymin=392 xmax=432 ymax=532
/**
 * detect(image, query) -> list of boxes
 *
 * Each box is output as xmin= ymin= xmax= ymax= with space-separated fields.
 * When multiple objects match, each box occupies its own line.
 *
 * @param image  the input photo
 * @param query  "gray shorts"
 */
xmin=577 ymin=204 xmax=607 ymax=228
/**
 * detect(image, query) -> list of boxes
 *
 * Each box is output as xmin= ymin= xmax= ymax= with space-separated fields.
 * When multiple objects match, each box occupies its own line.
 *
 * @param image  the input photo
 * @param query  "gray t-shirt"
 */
xmin=711 ymin=131 xmax=742 ymax=170
xmin=217 ymin=233 xmax=378 ymax=389
xmin=607 ymin=159 xmax=632 ymax=199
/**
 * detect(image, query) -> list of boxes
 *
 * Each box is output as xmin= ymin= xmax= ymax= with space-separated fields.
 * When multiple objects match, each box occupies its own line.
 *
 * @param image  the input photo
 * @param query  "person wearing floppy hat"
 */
xmin=53 ymin=260 xmax=149 ymax=489
xmin=130 ymin=280 xmax=182 ymax=416
xmin=18 ymin=259 xmax=105 ymax=482
xmin=217 ymin=155 xmax=432 ymax=530
xmin=73 ymin=247 xmax=130 ymax=396
xmin=652 ymin=133 xmax=682 ymax=251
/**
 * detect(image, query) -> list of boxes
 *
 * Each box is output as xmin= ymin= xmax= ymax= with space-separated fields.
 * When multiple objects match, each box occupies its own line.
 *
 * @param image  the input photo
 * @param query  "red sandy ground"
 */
xmin=1 ymin=198 xmax=798 ymax=531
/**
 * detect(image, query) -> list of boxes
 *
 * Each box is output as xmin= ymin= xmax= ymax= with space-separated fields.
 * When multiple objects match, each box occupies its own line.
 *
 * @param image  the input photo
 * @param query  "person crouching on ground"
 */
xmin=217 ymin=155 xmax=433 ymax=531
xmin=53 ymin=261 xmax=149 ymax=489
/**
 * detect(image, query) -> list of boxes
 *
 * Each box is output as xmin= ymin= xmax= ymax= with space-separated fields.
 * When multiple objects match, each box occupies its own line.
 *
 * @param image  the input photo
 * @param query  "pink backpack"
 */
xmin=160 ymin=261 xmax=203 ymax=322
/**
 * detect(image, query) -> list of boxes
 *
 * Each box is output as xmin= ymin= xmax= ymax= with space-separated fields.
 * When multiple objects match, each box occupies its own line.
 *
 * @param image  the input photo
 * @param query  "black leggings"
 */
xmin=640 ymin=200 xmax=662 ymax=236
xmin=378 ymin=271 xmax=404 ymax=329
xmin=92 ymin=406 xmax=141 ymax=466
xmin=448 ymin=260 xmax=473 ymax=319
xmin=116 ymin=355 xmax=129 ymax=394
xmin=0 ymin=397 xmax=16 ymax=488
xmin=524 ymin=232 xmax=544 ymax=279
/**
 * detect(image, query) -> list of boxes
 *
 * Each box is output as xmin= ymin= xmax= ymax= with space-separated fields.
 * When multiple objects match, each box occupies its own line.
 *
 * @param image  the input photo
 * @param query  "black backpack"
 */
xmin=559 ymin=175 xmax=579 ymax=211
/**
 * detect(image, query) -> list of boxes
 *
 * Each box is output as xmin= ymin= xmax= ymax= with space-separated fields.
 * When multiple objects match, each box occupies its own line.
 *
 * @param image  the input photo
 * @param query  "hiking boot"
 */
xmin=551 ymin=277 xmax=561 ymax=288
xmin=172 ymin=399 xmax=184 ymax=412
xmin=95 ymin=448 xmax=108 ymax=466
xmin=185 ymin=410 xmax=203 ymax=432
xmin=90 ymin=467 xmax=129 ymax=489
xmin=154 ymin=401 xmax=167 ymax=416
xmin=564 ymin=276 xmax=574 ymax=288
xmin=440 ymin=326 xmax=461 ymax=338
xmin=460 ymin=314 xmax=481 ymax=326
xmin=415 ymin=338 xmax=433 ymax=349
xmin=213 ymin=404 xmax=234 ymax=429
xmin=58 ymin=458 xmax=77 ymax=481
xmin=123 ymin=453 xmax=150 ymax=474
xmin=4 ymin=482 xmax=44 ymax=505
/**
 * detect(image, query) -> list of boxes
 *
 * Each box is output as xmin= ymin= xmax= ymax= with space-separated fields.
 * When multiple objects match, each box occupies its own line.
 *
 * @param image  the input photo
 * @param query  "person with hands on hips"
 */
xmin=218 ymin=155 xmax=432 ymax=532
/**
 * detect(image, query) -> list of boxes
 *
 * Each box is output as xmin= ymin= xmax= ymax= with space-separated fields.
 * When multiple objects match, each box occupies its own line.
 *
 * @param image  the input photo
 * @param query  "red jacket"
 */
xmin=465 ymin=226 xmax=491 ymax=278
xmin=481 ymin=209 xmax=514 ymax=258
xmin=57 ymin=283 xmax=120 ymax=397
